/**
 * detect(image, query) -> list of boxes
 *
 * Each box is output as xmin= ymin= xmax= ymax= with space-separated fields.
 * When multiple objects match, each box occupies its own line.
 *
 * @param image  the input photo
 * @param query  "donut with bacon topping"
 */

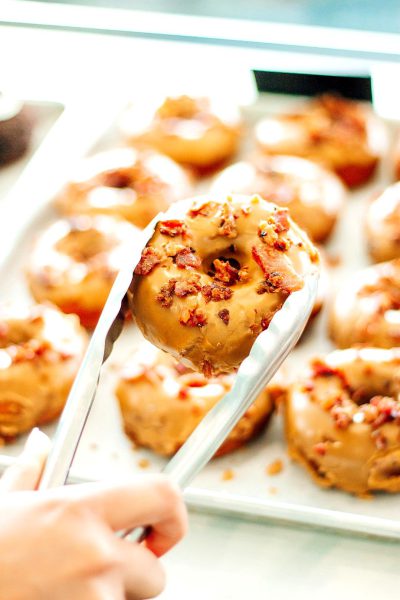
xmin=0 ymin=304 xmax=87 ymax=441
xmin=27 ymin=215 xmax=139 ymax=328
xmin=54 ymin=147 xmax=192 ymax=228
xmin=119 ymin=95 xmax=241 ymax=171
xmin=329 ymin=259 xmax=400 ymax=349
xmin=116 ymin=344 xmax=277 ymax=456
xmin=366 ymin=182 xmax=400 ymax=262
xmin=255 ymin=94 xmax=386 ymax=188
xmin=285 ymin=347 xmax=400 ymax=495
xmin=129 ymin=194 xmax=319 ymax=375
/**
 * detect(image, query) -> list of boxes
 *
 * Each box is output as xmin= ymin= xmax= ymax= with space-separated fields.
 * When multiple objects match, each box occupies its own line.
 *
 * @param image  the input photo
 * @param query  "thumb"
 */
xmin=0 ymin=428 xmax=51 ymax=493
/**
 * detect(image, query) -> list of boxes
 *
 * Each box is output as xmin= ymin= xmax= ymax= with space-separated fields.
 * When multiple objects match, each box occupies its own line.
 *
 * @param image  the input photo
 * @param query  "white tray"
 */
xmin=1 ymin=90 xmax=399 ymax=541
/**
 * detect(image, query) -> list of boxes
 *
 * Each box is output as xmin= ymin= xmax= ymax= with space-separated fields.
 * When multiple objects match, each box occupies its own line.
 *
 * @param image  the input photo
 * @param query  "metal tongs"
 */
xmin=39 ymin=207 xmax=319 ymax=540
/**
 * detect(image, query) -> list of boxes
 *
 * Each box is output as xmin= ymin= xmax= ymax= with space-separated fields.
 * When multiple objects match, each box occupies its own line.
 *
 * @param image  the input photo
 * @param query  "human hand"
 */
xmin=0 ymin=429 xmax=187 ymax=600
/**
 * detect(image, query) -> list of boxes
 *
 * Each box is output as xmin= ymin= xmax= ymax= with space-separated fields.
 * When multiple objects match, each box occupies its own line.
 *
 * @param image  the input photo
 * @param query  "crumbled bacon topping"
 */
xmin=159 ymin=220 xmax=187 ymax=237
xmin=313 ymin=442 xmax=328 ymax=456
xmin=217 ymin=203 xmax=238 ymax=239
xmin=213 ymin=259 xmax=240 ymax=285
xmin=134 ymin=246 xmax=162 ymax=275
xmin=218 ymin=309 xmax=230 ymax=325
xmin=175 ymin=248 xmax=201 ymax=270
xmin=251 ymin=246 xmax=303 ymax=293
xmin=156 ymin=279 xmax=177 ymax=308
xmin=188 ymin=201 xmax=218 ymax=218
xmin=179 ymin=308 xmax=207 ymax=327
xmin=174 ymin=275 xmax=202 ymax=297
xmin=201 ymin=284 xmax=233 ymax=303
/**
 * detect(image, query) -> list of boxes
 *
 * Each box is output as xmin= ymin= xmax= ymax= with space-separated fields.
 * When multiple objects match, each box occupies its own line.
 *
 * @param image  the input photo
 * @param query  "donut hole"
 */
xmin=55 ymin=228 xmax=116 ymax=261
xmin=205 ymin=252 xmax=245 ymax=284
xmin=101 ymin=170 xmax=132 ymax=189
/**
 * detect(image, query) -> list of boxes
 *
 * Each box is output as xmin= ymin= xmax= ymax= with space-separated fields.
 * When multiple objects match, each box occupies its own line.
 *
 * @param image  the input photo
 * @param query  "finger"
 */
xmin=0 ymin=428 xmax=51 ymax=492
xmin=64 ymin=475 xmax=188 ymax=556
xmin=116 ymin=538 xmax=166 ymax=600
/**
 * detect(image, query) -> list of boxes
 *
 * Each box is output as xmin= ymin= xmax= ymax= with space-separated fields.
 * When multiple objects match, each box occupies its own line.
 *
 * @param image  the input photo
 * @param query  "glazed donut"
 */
xmin=366 ymin=183 xmax=400 ymax=262
xmin=211 ymin=155 xmax=345 ymax=243
xmin=27 ymin=215 xmax=139 ymax=328
xmin=0 ymin=304 xmax=87 ymax=441
xmin=116 ymin=344 xmax=277 ymax=457
xmin=285 ymin=347 xmax=400 ymax=495
xmin=255 ymin=94 xmax=385 ymax=188
xmin=54 ymin=147 xmax=192 ymax=229
xmin=0 ymin=92 xmax=33 ymax=165
xmin=329 ymin=259 xmax=400 ymax=349
xmin=129 ymin=194 xmax=319 ymax=375
xmin=119 ymin=95 xmax=241 ymax=171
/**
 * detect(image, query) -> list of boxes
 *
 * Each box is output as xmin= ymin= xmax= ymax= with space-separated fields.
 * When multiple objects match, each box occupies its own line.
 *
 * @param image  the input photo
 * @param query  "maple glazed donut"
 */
xmin=27 ymin=215 xmax=139 ymax=328
xmin=129 ymin=194 xmax=319 ymax=375
xmin=211 ymin=154 xmax=345 ymax=243
xmin=285 ymin=347 xmax=400 ymax=495
xmin=119 ymin=95 xmax=241 ymax=170
xmin=366 ymin=182 xmax=400 ymax=262
xmin=54 ymin=147 xmax=192 ymax=229
xmin=255 ymin=94 xmax=385 ymax=188
xmin=116 ymin=345 xmax=277 ymax=457
xmin=329 ymin=259 xmax=400 ymax=349
xmin=0 ymin=304 xmax=87 ymax=442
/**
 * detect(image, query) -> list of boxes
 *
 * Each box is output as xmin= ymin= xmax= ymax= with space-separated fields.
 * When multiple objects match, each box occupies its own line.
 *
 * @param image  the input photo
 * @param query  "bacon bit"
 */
xmin=274 ymin=209 xmax=290 ymax=233
xmin=175 ymin=248 xmax=201 ymax=270
xmin=257 ymin=280 xmax=282 ymax=295
xmin=179 ymin=308 xmax=207 ymax=327
xmin=261 ymin=315 xmax=272 ymax=330
xmin=218 ymin=309 xmax=230 ymax=325
xmin=311 ymin=360 xmax=339 ymax=378
xmin=178 ymin=387 xmax=190 ymax=400
xmin=138 ymin=458 xmax=150 ymax=469
xmin=174 ymin=275 xmax=202 ymax=297
xmin=221 ymin=468 xmax=235 ymax=481
xmin=238 ymin=267 xmax=250 ymax=282
xmin=213 ymin=259 xmax=239 ymax=285
xmin=251 ymin=246 xmax=303 ymax=293
xmin=202 ymin=359 xmax=213 ymax=378
xmin=217 ymin=204 xmax=237 ymax=239
xmin=274 ymin=239 xmax=291 ymax=251
xmin=156 ymin=279 xmax=176 ymax=307
xmin=266 ymin=459 xmax=283 ymax=476
xmin=369 ymin=396 xmax=400 ymax=429
xmin=134 ymin=246 xmax=162 ymax=275
xmin=313 ymin=442 xmax=328 ymax=456
xmin=331 ymin=405 xmax=353 ymax=430
xmin=188 ymin=201 xmax=218 ymax=218
xmin=202 ymin=283 xmax=233 ymax=303
xmin=159 ymin=220 xmax=187 ymax=237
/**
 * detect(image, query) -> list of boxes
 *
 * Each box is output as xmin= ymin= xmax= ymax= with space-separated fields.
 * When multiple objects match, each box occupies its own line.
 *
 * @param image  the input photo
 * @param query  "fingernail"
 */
xmin=22 ymin=428 xmax=52 ymax=459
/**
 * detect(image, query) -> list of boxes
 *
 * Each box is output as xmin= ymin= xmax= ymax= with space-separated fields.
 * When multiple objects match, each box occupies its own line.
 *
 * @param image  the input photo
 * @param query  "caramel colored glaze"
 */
xmin=0 ymin=304 xmax=87 ymax=441
xmin=329 ymin=259 xmax=400 ymax=349
xmin=27 ymin=215 xmax=139 ymax=328
xmin=255 ymin=95 xmax=386 ymax=188
xmin=119 ymin=96 xmax=242 ymax=170
xmin=116 ymin=345 xmax=277 ymax=457
xmin=212 ymin=155 xmax=345 ymax=244
xmin=366 ymin=183 xmax=400 ymax=262
xmin=54 ymin=147 xmax=192 ymax=229
xmin=130 ymin=194 xmax=319 ymax=375
xmin=285 ymin=347 xmax=400 ymax=495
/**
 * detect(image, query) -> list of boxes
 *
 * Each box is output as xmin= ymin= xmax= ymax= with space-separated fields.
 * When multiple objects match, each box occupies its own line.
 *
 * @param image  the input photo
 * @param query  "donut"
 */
xmin=211 ymin=155 xmax=345 ymax=243
xmin=26 ymin=215 xmax=139 ymax=328
xmin=119 ymin=95 xmax=241 ymax=171
xmin=329 ymin=259 xmax=400 ymax=349
xmin=54 ymin=147 xmax=192 ymax=229
xmin=129 ymin=194 xmax=319 ymax=375
xmin=285 ymin=347 xmax=400 ymax=495
xmin=0 ymin=92 xmax=33 ymax=165
xmin=366 ymin=183 xmax=400 ymax=262
xmin=0 ymin=304 xmax=87 ymax=441
xmin=255 ymin=94 xmax=385 ymax=188
xmin=116 ymin=345 xmax=277 ymax=457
